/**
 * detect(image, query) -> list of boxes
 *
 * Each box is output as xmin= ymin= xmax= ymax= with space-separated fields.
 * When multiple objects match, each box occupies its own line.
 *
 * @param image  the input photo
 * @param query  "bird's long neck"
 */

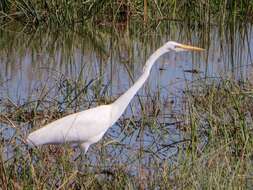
xmin=111 ymin=47 xmax=167 ymax=121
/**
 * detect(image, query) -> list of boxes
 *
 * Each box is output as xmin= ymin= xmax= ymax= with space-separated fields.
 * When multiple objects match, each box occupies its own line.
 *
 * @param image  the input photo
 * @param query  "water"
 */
xmin=0 ymin=23 xmax=253 ymax=167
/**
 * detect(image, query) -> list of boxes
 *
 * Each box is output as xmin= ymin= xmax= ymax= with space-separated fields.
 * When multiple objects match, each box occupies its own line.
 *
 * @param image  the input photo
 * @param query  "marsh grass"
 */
xmin=0 ymin=0 xmax=252 ymax=27
xmin=1 ymin=11 xmax=253 ymax=188
xmin=174 ymin=78 xmax=253 ymax=189
xmin=2 ymin=75 xmax=253 ymax=189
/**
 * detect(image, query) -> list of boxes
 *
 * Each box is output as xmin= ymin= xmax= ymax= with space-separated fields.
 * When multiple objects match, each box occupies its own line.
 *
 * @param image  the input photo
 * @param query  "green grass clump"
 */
xmin=0 ymin=0 xmax=252 ymax=27
xmin=2 ymin=78 xmax=253 ymax=189
xmin=173 ymin=79 xmax=253 ymax=189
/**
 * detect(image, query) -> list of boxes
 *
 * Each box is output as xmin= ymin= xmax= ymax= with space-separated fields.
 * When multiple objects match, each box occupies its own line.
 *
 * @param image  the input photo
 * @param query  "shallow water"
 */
xmin=0 ymin=23 xmax=253 ymax=164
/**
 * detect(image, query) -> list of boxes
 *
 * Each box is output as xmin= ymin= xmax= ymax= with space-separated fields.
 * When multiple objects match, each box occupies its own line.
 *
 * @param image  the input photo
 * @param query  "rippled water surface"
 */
xmin=1 ymin=23 xmax=253 ymax=166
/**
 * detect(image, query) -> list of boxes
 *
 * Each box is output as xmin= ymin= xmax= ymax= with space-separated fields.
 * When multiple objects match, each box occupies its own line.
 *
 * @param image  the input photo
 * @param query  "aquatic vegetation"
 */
xmin=1 ymin=3 xmax=253 ymax=187
xmin=0 ymin=0 xmax=252 ymax=27
xmin=2 ymin=76 xmax=253 ymax=188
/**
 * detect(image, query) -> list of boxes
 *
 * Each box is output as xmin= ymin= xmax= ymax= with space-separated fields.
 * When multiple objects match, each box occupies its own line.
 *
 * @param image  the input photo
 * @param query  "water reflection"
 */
xmin=0 ymin=22 xmax=253 ymax=166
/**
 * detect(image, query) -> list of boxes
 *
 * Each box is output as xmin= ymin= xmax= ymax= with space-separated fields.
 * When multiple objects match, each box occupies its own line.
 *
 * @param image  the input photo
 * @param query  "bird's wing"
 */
xmin=27 ymin=105 xmax=112 ymax=146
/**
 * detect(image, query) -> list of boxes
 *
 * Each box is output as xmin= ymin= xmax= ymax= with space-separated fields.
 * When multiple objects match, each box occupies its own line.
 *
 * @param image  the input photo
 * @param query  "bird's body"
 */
xmin=27 ymin=41 xmax=203 ymax=153
xmin=28 ymin=105 xmax=113 ymax=152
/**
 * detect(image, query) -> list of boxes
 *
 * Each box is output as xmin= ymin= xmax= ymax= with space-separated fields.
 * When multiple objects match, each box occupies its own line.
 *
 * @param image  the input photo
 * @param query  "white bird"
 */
xmin=27 ymin=41 xmax=203 ymax=154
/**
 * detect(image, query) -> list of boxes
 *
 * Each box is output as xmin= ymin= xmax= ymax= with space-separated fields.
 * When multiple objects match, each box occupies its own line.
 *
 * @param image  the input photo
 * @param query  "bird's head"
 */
xmin=142 ymin=41 xmax=204 ymax=73
xmin=162 ymin=41 xmax=204 ymax=52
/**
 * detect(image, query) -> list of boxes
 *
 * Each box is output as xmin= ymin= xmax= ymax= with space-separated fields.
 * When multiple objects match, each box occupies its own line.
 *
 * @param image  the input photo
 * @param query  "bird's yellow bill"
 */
xmin=177 ymin=44 xmax=204 ymax=51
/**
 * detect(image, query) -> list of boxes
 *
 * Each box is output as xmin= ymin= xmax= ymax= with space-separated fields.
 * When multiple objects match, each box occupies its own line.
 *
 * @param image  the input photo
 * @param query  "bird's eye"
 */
xmin=167 ymin=47 xmax=176 ymax=51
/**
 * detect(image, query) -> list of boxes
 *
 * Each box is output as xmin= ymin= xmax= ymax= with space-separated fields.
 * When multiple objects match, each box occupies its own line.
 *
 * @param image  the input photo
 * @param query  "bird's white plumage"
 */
xmin=27 ymin=41 xmax=203 ymax=153
xmin=27 ymin=105 xmax=112 ymax=148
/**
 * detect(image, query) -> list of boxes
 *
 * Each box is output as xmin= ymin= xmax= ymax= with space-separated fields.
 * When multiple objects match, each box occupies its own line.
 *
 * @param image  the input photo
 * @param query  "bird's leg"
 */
xmin=71 ymin=143 xmax=80 ymax=160
xmin=73 ymin=142 xmax=89 ymax=161
xmin=74 ymin=143 xmax=90 ymax=173
xmin=79 ymin=142 xmax=89 ymax=161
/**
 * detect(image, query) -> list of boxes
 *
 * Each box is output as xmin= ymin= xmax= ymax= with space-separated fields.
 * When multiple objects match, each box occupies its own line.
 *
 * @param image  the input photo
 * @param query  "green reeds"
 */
xmin=1 ymin=10 xmax=253 ymax=188
xmin=0 ymin=0 xmax=252 ymax=27
xmin=2 ymin=75 xmax=253 ymax=188
xmin=173 ymin=78 xmax=253 ymax=189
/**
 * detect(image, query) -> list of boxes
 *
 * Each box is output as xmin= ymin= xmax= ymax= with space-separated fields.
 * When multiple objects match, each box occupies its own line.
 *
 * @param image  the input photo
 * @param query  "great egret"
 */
xmin=27 ymin=41 xmax=203 ymax=153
